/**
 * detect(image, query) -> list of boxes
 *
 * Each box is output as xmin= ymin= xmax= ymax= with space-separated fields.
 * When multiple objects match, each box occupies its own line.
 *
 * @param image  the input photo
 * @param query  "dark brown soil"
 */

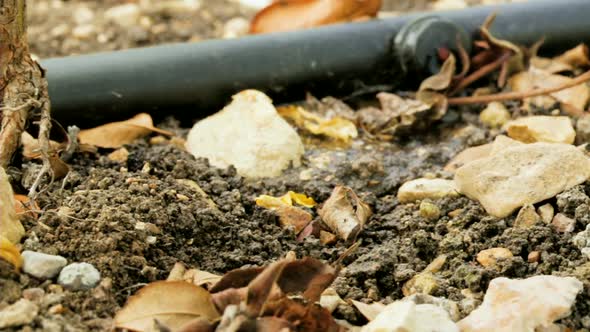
xmin=6 ymin=1 xmax=590 ymax=332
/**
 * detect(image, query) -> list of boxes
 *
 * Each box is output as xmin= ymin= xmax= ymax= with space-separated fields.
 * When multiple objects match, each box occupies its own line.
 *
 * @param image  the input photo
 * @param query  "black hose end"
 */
xmin=394 ymin=16 xmax=472 ymax=75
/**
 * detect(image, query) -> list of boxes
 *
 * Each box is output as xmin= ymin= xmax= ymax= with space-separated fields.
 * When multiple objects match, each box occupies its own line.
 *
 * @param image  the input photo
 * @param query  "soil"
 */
xmin=6 ymin=0 xmax=590 ymax=332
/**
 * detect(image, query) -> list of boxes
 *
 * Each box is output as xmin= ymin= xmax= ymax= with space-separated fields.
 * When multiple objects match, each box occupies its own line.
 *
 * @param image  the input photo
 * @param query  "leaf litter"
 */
xmin=6 ymin=9 xmax=590 ymax=332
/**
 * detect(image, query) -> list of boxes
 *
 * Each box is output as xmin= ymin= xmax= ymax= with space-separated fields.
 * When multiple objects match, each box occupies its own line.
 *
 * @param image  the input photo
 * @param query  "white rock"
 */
xmin=573 ymin=224 xmax=590 ymax=258
xmin=397 ymin=178 xmax=458 ymax=203
xmin=454 ymin=143 xmax=590 ymax=218
xmin=104 ymin=4 xmax=141 ymax=28
xmin=186 ymin=90 xmax=304 ymax=178
xmin=22 ymin=251 xmax=67 ymax=279
xmin=58 ymin=263 xmax=101 ymax=290
xmin=362 ymin=301 xmax=459 ymax=332
xmin=505 ymin=116 xmax=575 ymax=144
xmin=0 ymin=299 xmax=39 ymax=329
xmin=223 ymin=17 xmax=250 ymax=39
xmin=458 ymin=276 xmax=583 ymax=332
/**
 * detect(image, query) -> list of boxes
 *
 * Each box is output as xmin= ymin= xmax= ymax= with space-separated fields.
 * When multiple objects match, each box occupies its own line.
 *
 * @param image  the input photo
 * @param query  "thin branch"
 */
xmin=448 ymin=69 xmax=590 ymax=105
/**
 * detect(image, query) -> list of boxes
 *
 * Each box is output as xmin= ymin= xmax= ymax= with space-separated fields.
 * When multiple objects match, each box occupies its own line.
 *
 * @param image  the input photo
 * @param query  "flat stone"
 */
xmin=58 ymin=263 xmax=101 ymax=290
xmin=397 ymin=178 xmax=458 ymax=203
xmin=454 ymin=143 xmax=590 ymax=218
xmin=186 ymin=90 xmax=304 ymax=178
xmin=476 ymin=248 xmax=513 ymax=269
xmin=22 ymin=251 xmax=67 ymax=280
xmin=362 ymin=301 xmax=459 ymax=332
xmin=458 ymin=275 xmax=583 ymax=332
xmin=0 ymin=299 xmax=39 ymax=329
xmin=505 ymin=116 xmax=575 ymax=144
xmin=444 ymin=135 xmax=522 ymax=172
xmin=514 ymin=205 xmax=541 ymax=228
xmin=551 ymin=213 xmax=575 ymax=233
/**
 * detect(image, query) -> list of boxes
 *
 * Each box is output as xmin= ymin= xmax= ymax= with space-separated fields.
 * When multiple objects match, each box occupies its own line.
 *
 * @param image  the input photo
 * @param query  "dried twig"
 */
xmin=448 ymin=69 xmax=590 ymax=105
xmin=450 ymin=50 xmax=512 ymax=95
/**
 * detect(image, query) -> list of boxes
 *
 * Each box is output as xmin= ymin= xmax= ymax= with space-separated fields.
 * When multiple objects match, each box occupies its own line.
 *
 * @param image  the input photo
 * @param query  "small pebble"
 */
xmin=551 ymin=213 xmax=576 ymax=233
xmin=476 ymin=248 xmax=513 ymax=269
xmin=22 ymin=288 xmax=45 ymax=303
xmin=479 ymin=102 xmax=510 ymax=128
xmin=0 ymin=299 xmax=39 ymax=329
xmin=21 ymin=251 xmax=67 ymax=279
xmin=528 ymin=251 xmax=541 ymax=263
xmin=514 ymin=205 xmax=541 ymax=228
xmin=537 ymin=204 xmax=554 ymax=224
xmin=58 ymin=263 xmax=101 ymax=290
xmin=420 ymin=201 xmax=441 ymax=220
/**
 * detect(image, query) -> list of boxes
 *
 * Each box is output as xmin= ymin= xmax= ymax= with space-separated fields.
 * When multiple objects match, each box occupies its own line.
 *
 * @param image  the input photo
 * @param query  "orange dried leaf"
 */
xmin=0 ymin=235 xmax=22 ymax=270
xmin=114 ymin=281 xmax=219 ymax=332
xmin=14 ymin=194 xmax=40 ymax=219
xmin=419 ymin=54 xmax=456 ymax=92
xmin=278 ymin=105 xmax=357 ymax=142
xmin=0 ymin=167 xmax=24 ymax=244
xmin=79 ymin=113 xmax=174 ymax=148
xmin=250 ymin=0 xmax=381 ymax=34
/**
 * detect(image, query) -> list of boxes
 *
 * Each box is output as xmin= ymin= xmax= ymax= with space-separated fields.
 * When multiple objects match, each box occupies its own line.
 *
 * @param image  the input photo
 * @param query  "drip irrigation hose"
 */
xmin=40 ymin=0 xmax=590 ymax=126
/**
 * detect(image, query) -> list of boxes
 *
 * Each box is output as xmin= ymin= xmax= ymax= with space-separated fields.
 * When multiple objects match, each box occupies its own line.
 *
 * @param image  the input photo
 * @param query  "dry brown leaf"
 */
xmin=14 ymin=194 xmax=40 ymax=219
xmin=351 ymin=300 xmax=386 ymax=321
xmin=0 ymin=167 xmax=24 ymax=244
xmin=418 ymin=54 xmax=456 ymax=92
xmin=114 ymin=281 xmax=220 ymax=332
xmin=279 ymin=257 xmax=338 ymax=302
xmin=530 ymin=57 xmax=574 ymax=74
xmin=479 ymin=13 xmax=524 ymax=76
xmin=0 ymin=235 xmax=22 ymax=270
xmin=318 ymin=186 xmax=371 ymax=242
xmin=554 ymin=44 xmax=590 ymax=68
xmin=250 ymin=0 xmax=381 ymax=34
xmin=21 ymin=132 xmax=62 ymax=159
xmin=508 ymin=70 xmax=590 ymax=112
xmin=278 ymin=105 xmax=357 ymax=142
xmin=78 ymin=113 xmax=174 ymax=148
xmin=320 ymin=288 xmax=345 ymax=313
xmin=187 ymin=270 xmax=223 ymax=290
xmin=256 ymin=191 xmax=316 ymax=233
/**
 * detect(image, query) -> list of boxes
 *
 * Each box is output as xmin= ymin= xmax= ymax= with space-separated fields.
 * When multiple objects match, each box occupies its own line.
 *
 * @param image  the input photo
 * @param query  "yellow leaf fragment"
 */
xmin=278 ymin=105 xmax=357 ymax=142
xmin=0 ymin=235 xmax=22 ymax=270
xmin=256 ymin=191 xmax=316 ymax=209
xmin=554 ymin=44 xmax=590 ymax=68
xmin=114 ymin=281 xmax=219 ymax=332
xmin=79 ymin=113 xmax=174 ymax=148
xmin=0 ymin=167 xmax=24 ymax=244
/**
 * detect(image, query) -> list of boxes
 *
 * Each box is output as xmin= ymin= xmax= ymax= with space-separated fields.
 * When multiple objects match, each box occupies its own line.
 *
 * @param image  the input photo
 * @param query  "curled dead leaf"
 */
xmin=78 ymin=113 xmax=174 ymax=149
xmin=114 ymin=281 xmax=220 ymax=332
xmin=278 ymin=105 xmax=357 ymax=142
xmin=0 ymin=167 xmax=24 ymax=244
xmin=555 ymin=44 xmax=590 ymax=68
xmin=0 ymin=235 xmax=22 ymax=270
xmin=508 ymin=70 xmax=590 ymax=113
xmin=256 ymin=191 xmax=316 ymax=233
xmin=318 ymin=186 xmax=371 ymax=242
xmin=250 ymin=0 xmax=381 ymax=34
xmin=351 ymin=300 xmax=386 ymax=321
xmin=419 ymin=54 xmax=456 ymax=92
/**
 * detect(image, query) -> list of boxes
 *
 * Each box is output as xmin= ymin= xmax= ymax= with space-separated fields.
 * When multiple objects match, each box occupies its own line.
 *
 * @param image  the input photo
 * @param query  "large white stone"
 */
xmin=505 ymin=116 xmax=575 ymax=144
xmin=458 ymin=276 xmax=583 ymax=332
xmin=22 ymin=251 xmax=67 ymax=279
xmin=454 ymin=143 xmax=590 ymax=218
xmin=186 ymin=90 xmax=304 ymax=178
xmin=362 ymin=301 xmax=458 ymax=332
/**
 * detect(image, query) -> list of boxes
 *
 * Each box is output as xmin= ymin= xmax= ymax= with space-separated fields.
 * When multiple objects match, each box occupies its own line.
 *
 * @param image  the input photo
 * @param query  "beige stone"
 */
xmin=476 ymin=248 xmax=513 ymax=269
xmin=0 ymin=299 xmax=39 ymax=329
xmin=537 ymin=204 xmax=555 ymax=224
xmin=454 ymin=143 xmax=590 ymax=218
xmin=0 ymin=167 xmax=24 ymax=243
xmin=458 ymin=276 xmax=583 ymax=332
xmin=480 ymin=102 xmax=511 ymax=128
xmin=551 ymin=213 xmax=575 ymax=233
xmin=397 ymin=178 xmax=458 ymax=203
xmin=514 ymin=205 xmax=541 ymax=228
xmin=445 ymin=135 xmax=522 ymax=172
xmin=505 ymin=116 xmax=575 ymax=144
xmin=528 ymin=251 xmax=540 ymax=263
xmin=361 ymin=301 xmax=459 ymax=332
xmin=186 ymin=90 xmax=304 ymax=178
xmin=419 ymin=201 xmax=440 ymax=220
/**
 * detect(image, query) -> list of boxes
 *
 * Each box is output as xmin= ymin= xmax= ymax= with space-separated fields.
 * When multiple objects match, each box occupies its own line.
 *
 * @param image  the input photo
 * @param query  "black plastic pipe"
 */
xmin=40 ymin=0 xmax=590 ymax=126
